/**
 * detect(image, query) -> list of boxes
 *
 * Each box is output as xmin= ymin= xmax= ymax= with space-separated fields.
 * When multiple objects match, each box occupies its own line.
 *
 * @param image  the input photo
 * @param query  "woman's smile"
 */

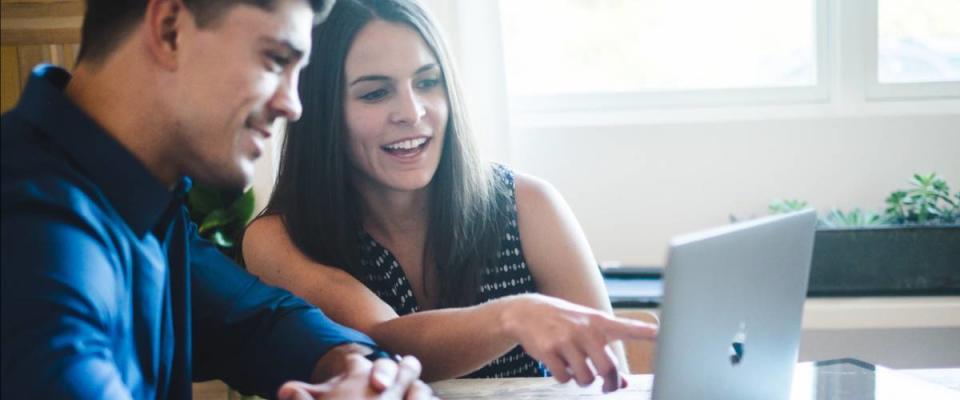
xmin=381 ymin=136 xmax=433 ymax=161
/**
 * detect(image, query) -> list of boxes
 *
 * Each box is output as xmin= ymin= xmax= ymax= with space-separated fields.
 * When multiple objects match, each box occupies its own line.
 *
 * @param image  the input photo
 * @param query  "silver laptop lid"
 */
xmin=652 ymin=209 xmax=817 ymax=400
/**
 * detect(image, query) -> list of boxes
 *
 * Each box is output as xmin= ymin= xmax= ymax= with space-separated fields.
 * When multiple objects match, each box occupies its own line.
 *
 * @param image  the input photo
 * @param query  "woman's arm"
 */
xmin=513 ymin=172 xmax=658 ymax=372
xmin=242 ymin=216 xmax=516 ymax=381
xmin=244 ymin=215 xmax=656 ymax=388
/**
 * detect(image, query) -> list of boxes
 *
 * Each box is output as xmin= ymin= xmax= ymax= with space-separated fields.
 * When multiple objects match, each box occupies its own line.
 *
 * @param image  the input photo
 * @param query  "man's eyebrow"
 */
xmin=259 ymin=37 xmax=306 ymax=61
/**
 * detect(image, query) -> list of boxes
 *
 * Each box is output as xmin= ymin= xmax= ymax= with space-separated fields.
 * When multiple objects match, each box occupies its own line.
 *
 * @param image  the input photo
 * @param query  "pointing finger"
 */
xmin=601 ymin=317 xmax=658 ymax=341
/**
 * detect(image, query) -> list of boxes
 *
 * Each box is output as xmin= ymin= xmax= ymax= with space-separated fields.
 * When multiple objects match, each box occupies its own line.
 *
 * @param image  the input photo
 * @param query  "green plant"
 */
xmin=186 ymin=183 xmax=255 ymax=254
xmin=884 ymin=173 xmax=959 ymax=225
xmin=820 ymin=208 xmax=884 ymax=228
xmin=765 ymin=173 xmax=959 ymax=228
xmin=769 ymin=198 xmax=809 ymax=215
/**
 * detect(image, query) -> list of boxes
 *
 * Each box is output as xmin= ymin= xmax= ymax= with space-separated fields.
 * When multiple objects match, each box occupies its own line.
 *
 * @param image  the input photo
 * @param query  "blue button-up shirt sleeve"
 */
xmin=4 ymin=65 xmax=381 ymax=399
xmin=188 ymin=218 xmax=376 ymax=397
xmin=1 ymin=179 xmax=134 ymax=400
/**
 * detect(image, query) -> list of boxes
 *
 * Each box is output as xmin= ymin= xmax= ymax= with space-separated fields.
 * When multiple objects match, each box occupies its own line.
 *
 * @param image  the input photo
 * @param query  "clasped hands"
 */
xmin=278 ymin=351 xmax=436 ymax=400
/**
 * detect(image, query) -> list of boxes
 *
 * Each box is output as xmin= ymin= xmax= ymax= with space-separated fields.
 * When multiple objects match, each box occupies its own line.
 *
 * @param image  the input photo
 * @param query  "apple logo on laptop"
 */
xmin=729 ymin=323 xmax=747 ymax=366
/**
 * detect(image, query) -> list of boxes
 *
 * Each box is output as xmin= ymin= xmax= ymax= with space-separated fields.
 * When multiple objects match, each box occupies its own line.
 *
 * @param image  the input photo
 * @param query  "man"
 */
xmin=0 ymin=0 xmax=433 ymax=398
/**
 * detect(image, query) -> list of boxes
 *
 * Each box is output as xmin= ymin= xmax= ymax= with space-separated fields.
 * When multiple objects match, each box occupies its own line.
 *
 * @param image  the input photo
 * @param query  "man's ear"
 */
xmin=144 ymin=0 xmax=188 ymax=70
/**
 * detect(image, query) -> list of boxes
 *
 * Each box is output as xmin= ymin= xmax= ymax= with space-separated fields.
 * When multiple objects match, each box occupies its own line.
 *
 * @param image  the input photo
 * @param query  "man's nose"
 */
xmin=270 ymin=75 xmax=303 ymax=122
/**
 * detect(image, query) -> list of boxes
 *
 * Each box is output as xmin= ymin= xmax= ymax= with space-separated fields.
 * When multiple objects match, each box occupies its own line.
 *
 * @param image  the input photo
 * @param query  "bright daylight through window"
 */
xmin=878 ymin=0 xmax=960 ymax=84
xmin=498 ymin=0 xmax=818 ymax=96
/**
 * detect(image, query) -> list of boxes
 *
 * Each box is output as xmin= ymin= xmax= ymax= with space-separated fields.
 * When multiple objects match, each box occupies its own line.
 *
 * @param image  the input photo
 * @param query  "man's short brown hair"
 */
xmin=77 ymin=0 xmax=334 ymax=63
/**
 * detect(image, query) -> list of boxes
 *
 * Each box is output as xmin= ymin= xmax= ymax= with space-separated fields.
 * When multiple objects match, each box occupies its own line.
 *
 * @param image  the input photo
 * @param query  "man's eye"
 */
xmin=360 ymin=89 xmax=389 ymax=102
xmin=267 ymin=53 xmax=291 ymax=71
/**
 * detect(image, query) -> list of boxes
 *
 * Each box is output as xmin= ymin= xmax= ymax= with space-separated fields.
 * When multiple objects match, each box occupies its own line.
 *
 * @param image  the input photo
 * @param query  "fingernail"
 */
xmin=373 ymin=370 xmax=391 ymax=383
xmin=400 ymin=355 xmax=422 ymax=370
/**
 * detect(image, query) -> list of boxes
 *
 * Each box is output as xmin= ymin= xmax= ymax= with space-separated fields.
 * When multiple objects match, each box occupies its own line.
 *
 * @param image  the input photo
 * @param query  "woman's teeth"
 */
xmin=383 ymin=137 xmax=428 ymax=151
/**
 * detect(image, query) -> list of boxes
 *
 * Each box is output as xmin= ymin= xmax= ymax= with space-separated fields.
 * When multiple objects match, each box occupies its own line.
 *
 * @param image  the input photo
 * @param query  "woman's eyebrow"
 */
xmin=350 ymin=75 xmax=391 ymax=86
xmin=415 ymin=63 xmax=439 ymax=74
xmin=350 ymin=63 xmax=439 ymax=86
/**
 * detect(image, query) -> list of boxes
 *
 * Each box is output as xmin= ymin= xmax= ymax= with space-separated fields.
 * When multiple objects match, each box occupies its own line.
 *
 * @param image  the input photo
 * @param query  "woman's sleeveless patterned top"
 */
xmin=355 ymin=165 xmax=549 ymax=378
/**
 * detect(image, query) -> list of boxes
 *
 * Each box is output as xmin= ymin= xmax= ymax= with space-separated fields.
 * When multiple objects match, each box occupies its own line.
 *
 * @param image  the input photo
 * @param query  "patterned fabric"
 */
xmin=356 ymin=165 xmax=549 ymax=378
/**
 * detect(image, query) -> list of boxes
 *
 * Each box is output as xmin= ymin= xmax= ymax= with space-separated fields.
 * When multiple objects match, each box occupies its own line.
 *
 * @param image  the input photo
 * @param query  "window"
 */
xmin=878 ymin=0 xmax=960 ymax=84
xmin=498 ymin=0 xmax=827 ymax=111
xmin=496 ymin=0 xmax=960 ymax=116
xmin=867 ymin=0 xmax=960 ymax=99
xmin=500 ymin=0 xmax=819 ymax=96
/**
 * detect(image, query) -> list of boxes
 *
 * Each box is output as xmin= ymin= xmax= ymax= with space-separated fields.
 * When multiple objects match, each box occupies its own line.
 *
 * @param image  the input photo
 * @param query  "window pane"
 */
xmin=499 ymin=0 xmax=817 ymax=96
xmin=878 ymin=0 xmax=960 ymax=83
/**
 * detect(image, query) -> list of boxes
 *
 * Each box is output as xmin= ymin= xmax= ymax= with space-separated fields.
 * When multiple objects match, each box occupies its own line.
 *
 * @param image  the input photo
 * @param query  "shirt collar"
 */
xmin=15 ymin=64 xmax=187 ymax=236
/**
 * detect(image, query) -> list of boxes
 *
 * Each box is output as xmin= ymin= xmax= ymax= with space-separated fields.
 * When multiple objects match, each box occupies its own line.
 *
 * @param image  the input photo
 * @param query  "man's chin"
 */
xmin=191 ymin=164 xmax=252 ymax=192
xmin=224 ymin=165 xmax=254 ymax=191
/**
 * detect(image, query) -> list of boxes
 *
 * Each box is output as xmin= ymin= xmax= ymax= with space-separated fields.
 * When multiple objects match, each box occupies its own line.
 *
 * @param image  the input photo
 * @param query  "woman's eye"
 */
xmin=416 ymin=78 xmax=441 ymax=90
xmin=360 ymin=88 xmax=389 ymax=102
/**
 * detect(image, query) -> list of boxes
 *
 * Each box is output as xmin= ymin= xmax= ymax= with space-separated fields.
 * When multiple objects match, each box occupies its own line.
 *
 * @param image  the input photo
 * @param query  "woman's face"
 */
xmin=343 ymin=20 xmax=449 ymax=193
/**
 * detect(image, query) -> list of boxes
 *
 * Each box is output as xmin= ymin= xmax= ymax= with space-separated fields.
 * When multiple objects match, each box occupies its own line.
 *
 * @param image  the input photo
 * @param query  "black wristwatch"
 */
xmin=364 ymin=348 xmax=401 ymax=362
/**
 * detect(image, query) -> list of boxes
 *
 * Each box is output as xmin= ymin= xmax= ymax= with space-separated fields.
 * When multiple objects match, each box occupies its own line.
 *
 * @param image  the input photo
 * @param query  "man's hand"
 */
xmin=277 ymin=354 xmax=435 ymax=400
xmin=500 ymin=294 xmax=658 ymax=393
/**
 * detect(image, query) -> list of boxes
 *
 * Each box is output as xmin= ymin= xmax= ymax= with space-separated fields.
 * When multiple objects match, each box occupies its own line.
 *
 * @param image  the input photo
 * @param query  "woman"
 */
xmin=242 ymin=0 xmax=656 ymax=391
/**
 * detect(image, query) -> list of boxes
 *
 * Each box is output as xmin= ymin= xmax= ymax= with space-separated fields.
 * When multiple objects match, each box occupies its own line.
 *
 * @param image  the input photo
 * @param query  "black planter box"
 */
xmin=808 ymin=226 xmax=960 ymax=296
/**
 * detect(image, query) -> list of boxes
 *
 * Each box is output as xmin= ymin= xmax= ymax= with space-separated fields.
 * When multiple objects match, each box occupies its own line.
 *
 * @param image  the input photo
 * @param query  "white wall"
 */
xmin=512 ymin=113 xmax=960 ymax=266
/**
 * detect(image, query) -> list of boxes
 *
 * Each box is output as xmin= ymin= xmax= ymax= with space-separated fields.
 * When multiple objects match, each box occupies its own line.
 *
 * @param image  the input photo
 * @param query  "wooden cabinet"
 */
xmin=613 ymin=308 xmax=658 ymax=374
xmin=0 ymin=0 xmax=83 ymax=112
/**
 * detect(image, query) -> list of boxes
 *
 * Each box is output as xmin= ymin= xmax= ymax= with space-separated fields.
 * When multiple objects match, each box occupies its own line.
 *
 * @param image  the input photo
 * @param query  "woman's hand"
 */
xmin=499 ymin=293 xmax=658 ymax=393
xmin=277 ymin=354 xmax=436 ymax=400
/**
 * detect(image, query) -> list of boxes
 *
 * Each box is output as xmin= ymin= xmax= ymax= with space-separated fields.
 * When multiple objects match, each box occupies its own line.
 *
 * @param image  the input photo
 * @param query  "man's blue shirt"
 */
xmin=1 ymin=65 xmax=376 ymax=399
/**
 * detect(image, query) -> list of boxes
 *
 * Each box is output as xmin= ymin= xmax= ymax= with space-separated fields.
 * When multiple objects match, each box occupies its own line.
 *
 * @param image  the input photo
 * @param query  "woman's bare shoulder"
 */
xmin=512 ymin=171 xmax=564 ymax=217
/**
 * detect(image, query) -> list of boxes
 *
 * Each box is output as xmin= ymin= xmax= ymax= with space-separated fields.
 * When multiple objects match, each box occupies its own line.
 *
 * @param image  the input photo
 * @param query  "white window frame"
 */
xmin=863 ymin=0 xmax=960 ymax=100
xmin=505 ymin=0 xmax=831 ymax=113
xmin=492 ymin=0 xmax=960 ymax=128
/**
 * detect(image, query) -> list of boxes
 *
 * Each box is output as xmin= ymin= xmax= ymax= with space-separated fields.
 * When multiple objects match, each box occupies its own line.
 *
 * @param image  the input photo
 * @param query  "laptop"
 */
xmin=651 ymin=209 xmax=817 ymax=400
